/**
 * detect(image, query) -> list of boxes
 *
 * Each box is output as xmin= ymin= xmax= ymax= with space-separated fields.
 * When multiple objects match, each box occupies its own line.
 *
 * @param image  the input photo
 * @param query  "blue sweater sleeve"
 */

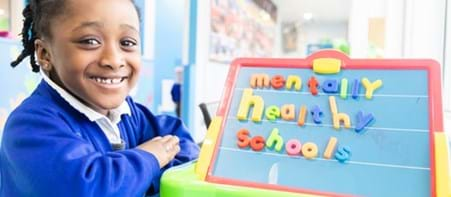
xmin=1 ymin=106 xmax=160 ymax=197
xmin=131 ymin=102 xmax=200 ymax=194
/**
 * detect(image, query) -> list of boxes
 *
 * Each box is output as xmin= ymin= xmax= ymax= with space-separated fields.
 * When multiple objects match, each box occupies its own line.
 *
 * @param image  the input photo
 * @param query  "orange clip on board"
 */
xmin=161 ymin=50 xmax=450 ymax=197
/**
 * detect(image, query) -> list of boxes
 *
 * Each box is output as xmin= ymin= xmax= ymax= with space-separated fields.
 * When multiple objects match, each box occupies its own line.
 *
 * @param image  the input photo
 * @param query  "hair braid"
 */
xmin=10 ymin=4 xmax=40 ymax=72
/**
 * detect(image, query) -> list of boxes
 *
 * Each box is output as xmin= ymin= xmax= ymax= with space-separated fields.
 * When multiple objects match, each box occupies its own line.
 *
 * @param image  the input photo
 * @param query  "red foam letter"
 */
xmin=308 ymin=77 xmax=319 ymax=96
xmin=237 ymin=129 xmax=250 ymax=148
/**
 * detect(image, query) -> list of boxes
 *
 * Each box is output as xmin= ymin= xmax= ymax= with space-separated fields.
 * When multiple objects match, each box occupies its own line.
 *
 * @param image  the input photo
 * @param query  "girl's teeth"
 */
xmin=93 ymin=77 xmax=123 ymax=85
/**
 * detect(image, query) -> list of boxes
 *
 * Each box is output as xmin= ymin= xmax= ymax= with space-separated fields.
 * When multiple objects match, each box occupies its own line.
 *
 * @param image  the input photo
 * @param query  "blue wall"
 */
xmin=153 ymin=0 xmax=185 ymax=115
xmin=0 ymin=38 xmax=41 ymax=142
xmin=182 ymin=0 xmax=197 ymax=131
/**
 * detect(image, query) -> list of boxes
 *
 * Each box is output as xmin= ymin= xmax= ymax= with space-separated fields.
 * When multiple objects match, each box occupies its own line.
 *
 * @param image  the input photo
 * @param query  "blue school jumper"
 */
xmin=0 ymin=80 xmax=199 ymax=196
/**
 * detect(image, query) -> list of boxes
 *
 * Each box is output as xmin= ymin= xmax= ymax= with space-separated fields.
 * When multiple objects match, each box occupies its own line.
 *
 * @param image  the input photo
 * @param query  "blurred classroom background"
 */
xmin=0 ymin=0 xmax=449 ymax=143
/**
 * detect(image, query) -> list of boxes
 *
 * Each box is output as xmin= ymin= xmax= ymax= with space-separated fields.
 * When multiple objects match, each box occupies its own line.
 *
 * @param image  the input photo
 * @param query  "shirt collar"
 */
xmin=40 ymin=69 xmax=131 ymax=123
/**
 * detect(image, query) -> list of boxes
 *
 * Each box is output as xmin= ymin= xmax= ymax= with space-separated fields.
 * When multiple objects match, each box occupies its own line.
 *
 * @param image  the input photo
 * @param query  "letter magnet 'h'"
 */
xmin=236 ymin=88 xmax=264 ymax=122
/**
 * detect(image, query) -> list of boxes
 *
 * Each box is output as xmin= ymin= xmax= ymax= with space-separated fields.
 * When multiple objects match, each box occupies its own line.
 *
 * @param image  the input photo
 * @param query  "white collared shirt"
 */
xmin=40 ymin=70 xmax=131 ymax=144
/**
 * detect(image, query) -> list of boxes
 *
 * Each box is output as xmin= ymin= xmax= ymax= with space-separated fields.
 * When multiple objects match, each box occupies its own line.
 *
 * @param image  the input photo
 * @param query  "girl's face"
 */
xmin=36 ymin=0 xmax=141 ymax=115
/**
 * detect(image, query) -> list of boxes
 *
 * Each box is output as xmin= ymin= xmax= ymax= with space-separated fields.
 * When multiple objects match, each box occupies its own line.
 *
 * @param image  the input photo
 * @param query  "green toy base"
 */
xmin=160 ymin=161 xmax=315 ymax=197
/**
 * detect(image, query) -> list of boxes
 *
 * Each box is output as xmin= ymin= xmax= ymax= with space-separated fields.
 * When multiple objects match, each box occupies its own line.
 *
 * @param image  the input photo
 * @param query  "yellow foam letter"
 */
xmin=361 ymin=78 xmax=383 ymax=99
xmin=285 ymin=75 xmax=302 ymax=91
xmin=297 ymin=105 xmax=307 ymax=126
xmin=237 ymin=89 xmax=264 ymax=122
xmin=280 ymin=104 xmax=295 ymax=121
xmin=302 ymin=142 xmax=319 ymax=159
xmin=323 ymin=137 xmax=338 ymax=159
xmin=329 ymin=96 xmax=351 ymax=129
xmin=250 ymin=74 xmax=270 ymax=89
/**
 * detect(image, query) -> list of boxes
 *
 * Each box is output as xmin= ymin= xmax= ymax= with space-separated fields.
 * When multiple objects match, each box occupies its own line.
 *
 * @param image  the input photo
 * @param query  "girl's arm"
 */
xmin=131 ymin=102 xmax=200 ymax=194
xmin=1 ymin=106 xmax=160 ymax=196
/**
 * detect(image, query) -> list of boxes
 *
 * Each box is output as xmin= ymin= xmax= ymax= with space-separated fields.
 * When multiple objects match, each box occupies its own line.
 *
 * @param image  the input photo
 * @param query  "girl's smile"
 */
xmin=89 ymin=75 xmax=129 ymax=88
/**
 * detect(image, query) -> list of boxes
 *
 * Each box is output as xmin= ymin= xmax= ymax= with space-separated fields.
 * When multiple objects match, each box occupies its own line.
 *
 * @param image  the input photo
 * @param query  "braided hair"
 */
xmin=11 ymin=0 xmax=141 ymax=73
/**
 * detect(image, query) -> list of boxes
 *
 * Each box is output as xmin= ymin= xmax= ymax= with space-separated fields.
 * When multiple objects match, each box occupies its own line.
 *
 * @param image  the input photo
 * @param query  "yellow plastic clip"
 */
xmin=313 ymin=58 xmax=341 ymax=74
xmin=434 ymin=132 xmax=451 ymax=197
xmin=195 ymin=116 xmax=223 ymax=180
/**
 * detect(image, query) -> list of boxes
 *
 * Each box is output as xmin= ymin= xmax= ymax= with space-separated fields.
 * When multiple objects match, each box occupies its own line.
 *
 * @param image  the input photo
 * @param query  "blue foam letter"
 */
xmin=335 ymin=146 xmax=351 ymax=163
xmin=310 ymin=105 xmax=323 ymax=124
xmin=351 ymin=79 xmax=360 ymax=99
xmin=355 ymin=110 xmax=374 ymax=133
xmin=322 ymin=79 xmax=339 ymax=93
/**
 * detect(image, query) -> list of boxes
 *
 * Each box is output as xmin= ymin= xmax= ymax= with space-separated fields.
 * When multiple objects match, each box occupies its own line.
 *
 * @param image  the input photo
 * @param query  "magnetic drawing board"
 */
xmin=205 ymin=50 xmax=445 ymax=196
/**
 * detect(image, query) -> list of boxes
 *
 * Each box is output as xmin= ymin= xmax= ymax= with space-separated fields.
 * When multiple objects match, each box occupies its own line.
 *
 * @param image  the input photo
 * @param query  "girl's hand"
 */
xmin=137 ymin=135 xmax=180 ymax=168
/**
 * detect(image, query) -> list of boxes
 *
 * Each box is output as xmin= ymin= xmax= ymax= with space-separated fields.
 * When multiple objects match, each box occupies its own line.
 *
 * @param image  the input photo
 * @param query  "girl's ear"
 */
xmin=35 ymin=39 xmax=52 ymax=71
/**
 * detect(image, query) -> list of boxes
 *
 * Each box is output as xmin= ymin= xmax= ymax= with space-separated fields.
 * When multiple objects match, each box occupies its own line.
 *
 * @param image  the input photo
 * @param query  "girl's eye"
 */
xmin=78 ymin=38 xmax=101 ymax=46
xmin=120 ymin=39 xmax=138 ymax=48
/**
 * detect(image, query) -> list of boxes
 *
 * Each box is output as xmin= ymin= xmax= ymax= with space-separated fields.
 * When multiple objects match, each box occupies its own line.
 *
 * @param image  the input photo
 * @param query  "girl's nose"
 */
xmin=99 ymin=44 xmax=125 ymax=70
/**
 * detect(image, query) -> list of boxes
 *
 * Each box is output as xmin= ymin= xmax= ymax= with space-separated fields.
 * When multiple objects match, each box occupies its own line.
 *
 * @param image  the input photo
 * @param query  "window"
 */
xmin=0 ymin=0 xmax=10 ymax=32
xmin=0 ymin=0 xmax=26 ymax=39
xmin=444 ymin=0 xmax=451 ymax=135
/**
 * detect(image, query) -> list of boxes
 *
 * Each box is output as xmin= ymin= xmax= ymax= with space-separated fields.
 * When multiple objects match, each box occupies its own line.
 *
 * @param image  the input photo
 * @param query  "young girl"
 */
xmin=0 ymin=0 xmax=199 ymax=196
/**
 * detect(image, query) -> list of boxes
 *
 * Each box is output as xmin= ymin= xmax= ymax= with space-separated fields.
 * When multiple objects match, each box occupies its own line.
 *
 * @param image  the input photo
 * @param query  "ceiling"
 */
xmin=272 ymin=0 xmax=352 ymax=23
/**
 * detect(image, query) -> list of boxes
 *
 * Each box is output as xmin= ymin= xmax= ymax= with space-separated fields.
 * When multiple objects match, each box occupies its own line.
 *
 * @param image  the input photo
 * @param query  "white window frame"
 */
xmin=445 ymin=0 xmax=451 ymax=135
